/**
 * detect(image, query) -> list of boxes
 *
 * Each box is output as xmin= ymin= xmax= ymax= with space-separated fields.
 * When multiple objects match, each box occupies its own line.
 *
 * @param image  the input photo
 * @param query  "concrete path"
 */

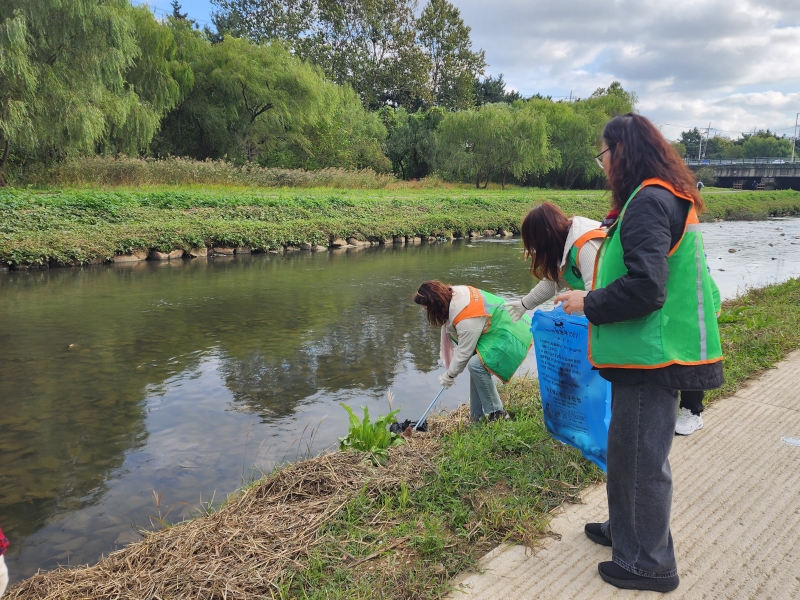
xmin=450 ymin=351 xmax=800 ymax=599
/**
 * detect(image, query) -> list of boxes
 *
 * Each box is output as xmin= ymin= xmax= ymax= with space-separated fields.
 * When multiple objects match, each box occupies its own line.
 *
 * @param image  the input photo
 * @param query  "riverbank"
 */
xmin=1 ymin=187 xmax=799 ymax=268
xmin=8 ymin=277 xmax=800 ymax=599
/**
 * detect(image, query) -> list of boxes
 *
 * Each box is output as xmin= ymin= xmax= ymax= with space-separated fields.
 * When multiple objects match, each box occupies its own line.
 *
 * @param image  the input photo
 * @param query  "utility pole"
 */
xmin=698 ymin=128 xmax=702 ymax=160
xmin=792 ymin=112 xmax=799 ymax=164
xmin=698 ymin=125 xmax=710 ymax=160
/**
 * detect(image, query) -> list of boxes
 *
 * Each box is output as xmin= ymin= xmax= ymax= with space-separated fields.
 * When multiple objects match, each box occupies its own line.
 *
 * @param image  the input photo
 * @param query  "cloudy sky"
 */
xmin=141 ymin=0 xmax=800 ymax=141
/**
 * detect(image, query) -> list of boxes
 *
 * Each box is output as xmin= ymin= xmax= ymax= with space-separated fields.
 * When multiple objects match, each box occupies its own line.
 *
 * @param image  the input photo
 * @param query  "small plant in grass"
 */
xmin=338 ymin=403 xmax=404 ymax=465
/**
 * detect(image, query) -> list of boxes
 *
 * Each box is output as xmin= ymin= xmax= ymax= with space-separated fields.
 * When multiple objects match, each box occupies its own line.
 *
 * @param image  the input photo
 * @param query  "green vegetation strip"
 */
xmin=277 ymin=278 xmax=800 ymax=599
xmin=1 ymin=187 xmax=799 ymax=267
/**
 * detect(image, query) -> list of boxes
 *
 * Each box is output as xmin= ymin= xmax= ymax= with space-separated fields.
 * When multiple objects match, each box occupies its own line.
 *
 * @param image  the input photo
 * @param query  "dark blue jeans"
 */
xmin=600 ymin=382 xmax=679 ymax=578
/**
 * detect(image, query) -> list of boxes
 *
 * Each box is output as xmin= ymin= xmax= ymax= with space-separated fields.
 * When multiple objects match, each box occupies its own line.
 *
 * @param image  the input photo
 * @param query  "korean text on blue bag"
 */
xmin=530 ymin=306 xmax=611 ymax=471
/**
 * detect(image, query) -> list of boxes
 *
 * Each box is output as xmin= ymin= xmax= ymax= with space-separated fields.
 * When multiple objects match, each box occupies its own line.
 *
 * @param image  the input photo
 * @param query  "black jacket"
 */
xmin=584 ymin=186 xmax=724 ymax=391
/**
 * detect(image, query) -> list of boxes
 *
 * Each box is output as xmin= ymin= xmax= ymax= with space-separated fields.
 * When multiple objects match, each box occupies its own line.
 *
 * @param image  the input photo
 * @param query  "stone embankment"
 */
xmin=7 ymin=230 xmax=516 ymax=269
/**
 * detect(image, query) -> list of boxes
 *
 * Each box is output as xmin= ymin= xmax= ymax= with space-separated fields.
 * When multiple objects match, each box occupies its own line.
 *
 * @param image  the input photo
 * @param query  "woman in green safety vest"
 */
xmin=555 ymin=113 xmax=723 ymax=594
xmin=506 ymin=203 xmax=715 ymax=438
xmin=503 ymin=202 xmax=605 ymax=321
xmin=413 ymin=280 xmax=532 ymax=422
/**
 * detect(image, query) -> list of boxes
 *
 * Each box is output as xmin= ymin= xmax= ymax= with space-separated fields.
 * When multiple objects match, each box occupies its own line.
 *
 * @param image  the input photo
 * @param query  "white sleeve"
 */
xmin=521 ymin=279 xmax=562 ymax=310
xmin=0 ymin=555 xmax=8 ymax=598
xmin=578 ymin=239 xmax=601 ymax=291
xmin=447 ymin=316 xmax=486 ymax=378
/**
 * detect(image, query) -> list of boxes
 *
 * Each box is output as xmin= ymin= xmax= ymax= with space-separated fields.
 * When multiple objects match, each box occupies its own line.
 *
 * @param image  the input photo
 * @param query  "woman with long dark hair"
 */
xmin=556 ymin=113 xmax=723 ymax=593
xmin=413 ymin=280 xmax=532 ymax=422
xmin=503 ymin=202 xmax=604 ymax=321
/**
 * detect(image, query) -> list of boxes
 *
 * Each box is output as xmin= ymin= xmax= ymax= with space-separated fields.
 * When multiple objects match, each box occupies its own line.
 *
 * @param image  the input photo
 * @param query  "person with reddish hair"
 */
xmin=556 ymin=113 xmax=723 ymax=593
xmin=413 ymin=280 xmax=532 ymax=422
xmin=503 ymin=202 xmax=605 ymax=321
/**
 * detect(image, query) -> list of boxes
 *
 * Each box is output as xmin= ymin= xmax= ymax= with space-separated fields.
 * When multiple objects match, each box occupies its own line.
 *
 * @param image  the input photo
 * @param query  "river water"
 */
xmin=1 ymin=218 xmax=799 ymax=582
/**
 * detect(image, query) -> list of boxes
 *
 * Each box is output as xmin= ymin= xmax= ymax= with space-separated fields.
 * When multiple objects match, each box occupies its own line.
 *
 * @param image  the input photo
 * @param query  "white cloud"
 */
xmin=454 ymin=0 xmax=800 ymax=138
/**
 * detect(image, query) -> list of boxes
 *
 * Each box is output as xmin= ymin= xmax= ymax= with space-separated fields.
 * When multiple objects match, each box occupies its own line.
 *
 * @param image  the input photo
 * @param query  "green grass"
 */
xmin=280 ymin=376 xmax=602 ymax=599
xmin=709 ymin=277 xmax=800 ymax=401
xmin=267 ymin=278 xmax=800 ymax=599
xmin=2 ymin=186 xmax=799 ymax=267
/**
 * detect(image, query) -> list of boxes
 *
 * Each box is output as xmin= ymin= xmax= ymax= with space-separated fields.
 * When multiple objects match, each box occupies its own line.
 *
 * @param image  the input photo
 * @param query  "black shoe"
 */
xmin=598 ymin=561 xmax=679 ymax=593
xmin=487 ymin=410 xmax=511 ymax=422
xmin=584 ymin=523 xmax=612 ymax=547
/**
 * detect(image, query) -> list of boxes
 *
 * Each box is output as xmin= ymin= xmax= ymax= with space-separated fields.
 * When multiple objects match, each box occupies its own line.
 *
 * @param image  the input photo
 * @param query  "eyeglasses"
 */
xmin=594 ymin=148 xmax=609 ymax=170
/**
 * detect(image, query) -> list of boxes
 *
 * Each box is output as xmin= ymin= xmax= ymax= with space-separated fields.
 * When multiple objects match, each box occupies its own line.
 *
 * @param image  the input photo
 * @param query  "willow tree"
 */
xmin=0 ymin=0 xmax=185 ymax=184
xmin=435 ymin=103 xmax=552 ymax=188
xmin=103 ymin=5 xmax=193 ymax=155
xmin=153 ymin=34 xmax=376 ymax=166
xmin=522 ymin=81 xmax=636 ymax=188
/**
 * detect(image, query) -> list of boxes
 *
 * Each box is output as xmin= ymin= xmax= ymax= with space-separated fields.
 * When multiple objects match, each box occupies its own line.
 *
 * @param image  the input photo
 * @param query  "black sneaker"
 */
xmin=598 ymin=561 xmax=679 ymax=593
xmin=487 ymin=410 xmax=511 ymax=421
xmin=584 ymin=523 xmax=612 ymax=547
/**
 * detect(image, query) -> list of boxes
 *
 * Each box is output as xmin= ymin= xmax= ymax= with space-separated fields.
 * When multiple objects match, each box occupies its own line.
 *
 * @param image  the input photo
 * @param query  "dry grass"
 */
xmin=15 ymin=156 xmax=397 ymax=189
xmin=6 ymin=415 xmax=458 ymax=599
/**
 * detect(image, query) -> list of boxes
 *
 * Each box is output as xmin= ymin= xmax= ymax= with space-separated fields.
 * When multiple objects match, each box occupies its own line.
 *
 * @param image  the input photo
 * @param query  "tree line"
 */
xmin=674 ymin=128 xmax=794 ymax=160
xmin=0 ymin=0 xmax=635 ymax=187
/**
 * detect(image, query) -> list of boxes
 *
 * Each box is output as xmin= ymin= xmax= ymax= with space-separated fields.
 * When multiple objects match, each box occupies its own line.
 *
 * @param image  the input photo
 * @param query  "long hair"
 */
xmin=413 ymin=280 xmax=453 ymax=327
xmin=520 ymin=202 xmax=571 ymax=282
xmin=603 ymin=113 xmax=704 ymax=212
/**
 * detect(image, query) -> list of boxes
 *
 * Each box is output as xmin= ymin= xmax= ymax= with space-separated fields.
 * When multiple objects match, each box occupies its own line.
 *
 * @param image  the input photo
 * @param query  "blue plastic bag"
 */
xmin=530 ymin=306 xmax=611 ymax=471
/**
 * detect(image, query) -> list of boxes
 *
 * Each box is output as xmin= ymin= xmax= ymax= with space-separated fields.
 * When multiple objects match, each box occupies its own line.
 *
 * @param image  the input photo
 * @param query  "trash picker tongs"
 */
xmin=413 ymin=386 xmax=446 ymax=431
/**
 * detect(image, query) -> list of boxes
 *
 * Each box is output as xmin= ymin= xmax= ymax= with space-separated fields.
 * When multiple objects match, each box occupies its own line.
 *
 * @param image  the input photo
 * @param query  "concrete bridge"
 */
xmin=687 ymin=158 xmax=800 ymax=190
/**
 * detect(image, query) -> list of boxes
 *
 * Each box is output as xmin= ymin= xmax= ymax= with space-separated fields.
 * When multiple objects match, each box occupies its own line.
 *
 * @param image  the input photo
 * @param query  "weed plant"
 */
xmin=338 ymin=404 xmax=405 ymax=466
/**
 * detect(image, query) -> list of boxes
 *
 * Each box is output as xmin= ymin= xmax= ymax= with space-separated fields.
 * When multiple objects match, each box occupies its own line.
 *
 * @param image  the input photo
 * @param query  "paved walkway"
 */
xmin=450 ymin=351 xmax=800 ymax=599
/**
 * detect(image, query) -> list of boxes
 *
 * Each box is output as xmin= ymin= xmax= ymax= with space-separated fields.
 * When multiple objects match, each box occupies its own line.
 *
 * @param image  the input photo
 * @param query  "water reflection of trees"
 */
xmin=218 ymin=298 xmax=439 ymax=417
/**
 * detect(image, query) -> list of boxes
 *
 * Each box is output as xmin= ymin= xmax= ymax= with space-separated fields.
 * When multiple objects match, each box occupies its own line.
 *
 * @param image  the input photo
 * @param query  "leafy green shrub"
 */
xmin=338 ymin=403 xmax=404 ymax=465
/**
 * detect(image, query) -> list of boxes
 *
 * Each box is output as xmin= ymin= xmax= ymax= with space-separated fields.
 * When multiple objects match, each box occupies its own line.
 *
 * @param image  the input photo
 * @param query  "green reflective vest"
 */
xmin=560 ymin=229 xmax=606 ymax=290
xmin=588 ymin=178 xmax=723 ymax=369
xmin=453 ymin=287 xmax=533 ymax=382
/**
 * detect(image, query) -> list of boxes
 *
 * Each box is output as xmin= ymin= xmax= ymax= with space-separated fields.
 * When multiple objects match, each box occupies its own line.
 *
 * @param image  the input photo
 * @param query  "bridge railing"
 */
xmin=685 ymin=157 xmax=797 ymax=166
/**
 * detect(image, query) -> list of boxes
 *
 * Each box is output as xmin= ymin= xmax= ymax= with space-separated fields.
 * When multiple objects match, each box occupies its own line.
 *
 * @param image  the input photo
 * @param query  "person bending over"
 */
xmin=413 ymin=280 xmax=532 ymax=422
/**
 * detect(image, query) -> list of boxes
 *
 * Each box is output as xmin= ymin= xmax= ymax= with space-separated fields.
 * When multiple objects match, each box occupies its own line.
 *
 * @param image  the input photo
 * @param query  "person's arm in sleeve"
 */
xmin=578 ymin=239 xmax=600 ymax=291
xmin=522 ymin=279 xmax=561 ymax=309
xmin=504 ymin=279 xmax=561 ymax=321
xmin=446 ymin=316 xmax=486 ymax=378
xmin=584 ymin=194 xmax=672 ymax=325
